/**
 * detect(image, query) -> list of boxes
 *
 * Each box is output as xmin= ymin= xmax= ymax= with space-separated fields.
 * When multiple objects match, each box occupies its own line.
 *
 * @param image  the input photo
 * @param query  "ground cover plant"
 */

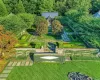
xmin=0 ymin=60 xmax=7 ymax=73
xmin=7 ymin=61 xmax=100 ymax=80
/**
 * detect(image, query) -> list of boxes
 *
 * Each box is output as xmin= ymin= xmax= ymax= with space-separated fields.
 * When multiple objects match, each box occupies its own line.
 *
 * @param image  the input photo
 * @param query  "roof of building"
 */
xmin=42 ymin=12 xmax=58 ymax=18
xmin=94 ymin=10 xmax=100 ymax=18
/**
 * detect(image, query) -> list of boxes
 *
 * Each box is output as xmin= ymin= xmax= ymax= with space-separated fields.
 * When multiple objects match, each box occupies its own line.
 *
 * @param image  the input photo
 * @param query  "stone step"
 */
xmin=16 ymin=62 xmax=21 ymax=66
xmin=21 ymin=61 xmax=26 ymax=66
xmin=0 ymin=78 xmax=6 ymax=80
xmin=7 ymin=62 xmax=13 ymax=67
xmin=0 ymin=74 xmax=9 ymax=78
xmin=5 ymin=67 xmax=13 ymax=70
xmin=25 ymin=62 xmax=30 ymax=66
xmin=2 ymin=70 xmax=11 ymax=74
xmin=12 ymin=62 xmax=17 ymax=66
xmin=29 ymin=62 xmax=33 ymax=66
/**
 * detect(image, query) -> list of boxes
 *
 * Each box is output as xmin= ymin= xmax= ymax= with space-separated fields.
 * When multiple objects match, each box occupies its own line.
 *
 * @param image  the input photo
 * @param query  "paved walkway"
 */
xmin=0 ymin=61 xmax=33 ymax=80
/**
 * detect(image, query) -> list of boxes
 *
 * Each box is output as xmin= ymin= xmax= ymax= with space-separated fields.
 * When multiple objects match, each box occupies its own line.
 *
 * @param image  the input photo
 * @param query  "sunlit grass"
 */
xmin=7 ymin=61 xmax=100 ymax=80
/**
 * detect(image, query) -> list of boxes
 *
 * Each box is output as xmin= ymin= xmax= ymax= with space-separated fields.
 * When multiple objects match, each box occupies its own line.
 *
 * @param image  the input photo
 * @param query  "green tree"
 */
xmin=91 ymin=0 xmax=100 ymax=13
xmin=22 ymin=0 xmax=37 ymax=14
xmin=34 ymin=16 xmax=46 ymax=27
xmin=66 ymin=0 xmax=91 ymax=14
xmin=0 ymin=0 xmax=8 ymax=16
xmin=3 ymin=0 xmax=18 ymax=14
xmin=16 ymin=0 xmax=25 ymax=14
xmin=38 ymin=0 xmax=55 ymax=13
xmin=52 ymin=20 xmax=63 ymax=35
xmin=36 ymin=16 xmax=48 ymax=36
xmin=0 ymin=13 xmax=27 ymax=35
xmin=17 ymin=13 xmax=35 ymax=27
xmin=54 ymin=0 xmax=67 ymax=15
xmin=0 ymin=25 xmax=17 ymax=59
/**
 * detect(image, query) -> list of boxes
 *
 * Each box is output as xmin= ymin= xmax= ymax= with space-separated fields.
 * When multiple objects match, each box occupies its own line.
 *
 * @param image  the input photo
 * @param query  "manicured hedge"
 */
xmin=15 ymin=42 xmax=30 ymax=48
xmin=71 ymin=56 xmax=100 ymax=60
xmin=35 ymin=42 xmax=45 ymax=49
xmin=58 ymin=42 xmax=85 ymax=48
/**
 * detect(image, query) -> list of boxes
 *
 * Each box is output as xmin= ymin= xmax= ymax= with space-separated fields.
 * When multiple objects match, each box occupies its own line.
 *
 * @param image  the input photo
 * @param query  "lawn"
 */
xmin=7 ymin=61 xmax=100 ymax=80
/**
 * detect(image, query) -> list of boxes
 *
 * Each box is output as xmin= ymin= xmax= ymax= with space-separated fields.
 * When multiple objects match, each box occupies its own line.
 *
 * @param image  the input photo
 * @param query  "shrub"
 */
xmin=15 ymin=42 xmax=30 ymax=48
xmin=71 ymin=56 xmax=100 ymax=60
xmin=35 ymin=42 xmax=44 ymax=49
xmin=20 ymin=35 xmax=27 ymax=40
xmin=23 ymin=43 xmax=29 ymax=47
xmin=15 ymin=43 xmax=20 ymax=48
xmin=30 ymin=42 xmax=36 ymax=48
xmin=58 ymin=42 xmax=85 ymax=48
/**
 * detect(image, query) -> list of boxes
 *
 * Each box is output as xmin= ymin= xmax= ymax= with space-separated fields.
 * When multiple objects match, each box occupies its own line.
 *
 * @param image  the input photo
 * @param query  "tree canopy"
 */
xmin=52 ymin=20 xmax=63 ymax=35
xmin=35 ymin=16 xmax=48 ymax=36
xmin=16 ymin=0 xmax=25 ymax=14
xmin=0 ymin=14 xmax=27 ymax=35
xmin=2 ymin=0 xmax=99 ymax=15
xmin=0 ymin=0 xmax=8 ymax=16
xmin=0 ymin=25 xmax=17 ymax=59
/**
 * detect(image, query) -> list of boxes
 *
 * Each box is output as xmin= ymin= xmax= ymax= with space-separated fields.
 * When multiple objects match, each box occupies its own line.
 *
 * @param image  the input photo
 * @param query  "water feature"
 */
xmin=40 ymin=56 xmax=59 ymax=60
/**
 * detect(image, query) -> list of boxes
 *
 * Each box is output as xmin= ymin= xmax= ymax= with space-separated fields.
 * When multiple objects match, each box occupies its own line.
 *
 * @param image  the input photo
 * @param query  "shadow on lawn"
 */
xmin=26 ymin=29 xmax=36 ymax=35
xmin=46 ymin=34 xmax=62 ymax=40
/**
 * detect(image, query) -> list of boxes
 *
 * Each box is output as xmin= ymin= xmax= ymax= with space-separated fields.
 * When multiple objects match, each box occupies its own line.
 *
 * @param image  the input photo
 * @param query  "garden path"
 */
xmin=0 ymin=61 xmax=33 ymax=80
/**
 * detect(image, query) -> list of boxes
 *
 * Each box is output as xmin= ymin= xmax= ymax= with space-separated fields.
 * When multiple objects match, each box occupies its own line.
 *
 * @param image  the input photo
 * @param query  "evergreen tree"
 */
xmin=0 ymin=0 xmax=8 ymax=16
xmin=66 ymin=0 xmax=91 ymax=14
xmin=54 ymin=0 xmax=67 ymax=15
xmin=18 ymin=13 xmax=35 ymax=27
xmin=22 ymin=0 xmax=37 ymax=14
xmin=16 ymin=0 xmax=25 ymax=14
xmin=3 ymin=0 xmax=18 ymax=14
xmin=38 ymin=0 xmax=55 ymax=13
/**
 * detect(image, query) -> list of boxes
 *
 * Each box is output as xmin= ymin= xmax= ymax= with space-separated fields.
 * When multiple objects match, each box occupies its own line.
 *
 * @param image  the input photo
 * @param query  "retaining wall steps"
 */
xmin=7 ymin=61 xmax=33 ymax=67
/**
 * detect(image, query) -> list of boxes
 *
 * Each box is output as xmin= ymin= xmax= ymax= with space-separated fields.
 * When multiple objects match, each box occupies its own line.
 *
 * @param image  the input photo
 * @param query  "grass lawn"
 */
xmin=7 ymin=61 xmax=100 ymax=80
